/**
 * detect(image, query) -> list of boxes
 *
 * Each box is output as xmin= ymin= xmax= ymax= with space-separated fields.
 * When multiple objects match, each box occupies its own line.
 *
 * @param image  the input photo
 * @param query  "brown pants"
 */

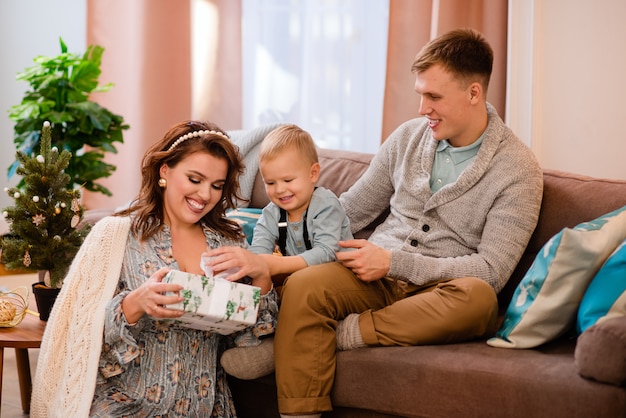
xmin=274 ymin=262 xmax=499 ymax=414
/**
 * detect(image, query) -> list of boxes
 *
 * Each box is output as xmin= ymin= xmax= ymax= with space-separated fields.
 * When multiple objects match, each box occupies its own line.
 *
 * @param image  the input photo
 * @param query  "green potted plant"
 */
xmin=7 ymin=37 xmax=129 ymax=197
xmin=2 ymin=122 xmax=91 ymax=320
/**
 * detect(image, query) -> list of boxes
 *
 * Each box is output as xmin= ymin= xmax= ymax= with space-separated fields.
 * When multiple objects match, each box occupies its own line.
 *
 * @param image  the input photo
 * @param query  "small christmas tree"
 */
xmin=1 ymin=121 xmax=91 ymax=288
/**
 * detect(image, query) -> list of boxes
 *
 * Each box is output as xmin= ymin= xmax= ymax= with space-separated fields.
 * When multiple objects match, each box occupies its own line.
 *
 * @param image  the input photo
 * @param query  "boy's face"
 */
xmin=260 ymin=147 xmax=320 ymax=221
xmin=414 ymin=63 xmax=479 ymax=147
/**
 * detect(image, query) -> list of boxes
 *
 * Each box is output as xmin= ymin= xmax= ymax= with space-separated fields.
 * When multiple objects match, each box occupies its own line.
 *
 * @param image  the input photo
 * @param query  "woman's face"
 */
xmin=159 ymin=151 xmax=228 ymax=227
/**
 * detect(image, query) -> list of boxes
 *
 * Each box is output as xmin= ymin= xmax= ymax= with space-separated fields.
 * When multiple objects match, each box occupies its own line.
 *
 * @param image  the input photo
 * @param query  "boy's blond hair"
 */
xmin=259 ymin=124 xmax=319 ymax=166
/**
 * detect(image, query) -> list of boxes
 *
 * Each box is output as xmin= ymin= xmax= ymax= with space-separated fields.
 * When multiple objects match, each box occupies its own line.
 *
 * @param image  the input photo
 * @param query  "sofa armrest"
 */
xmin=575 ymin=316 xmax=626 ymax=386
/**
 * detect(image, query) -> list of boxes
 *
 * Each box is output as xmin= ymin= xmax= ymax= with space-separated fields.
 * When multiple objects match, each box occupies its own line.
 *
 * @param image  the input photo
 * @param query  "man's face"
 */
xmin=414 ymin=63 xmax=475 ymax=147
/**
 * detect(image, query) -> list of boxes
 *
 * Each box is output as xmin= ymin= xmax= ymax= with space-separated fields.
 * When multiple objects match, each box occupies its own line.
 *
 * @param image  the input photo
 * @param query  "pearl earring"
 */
xmin=158 ymin=178 xmax=167 ymax=188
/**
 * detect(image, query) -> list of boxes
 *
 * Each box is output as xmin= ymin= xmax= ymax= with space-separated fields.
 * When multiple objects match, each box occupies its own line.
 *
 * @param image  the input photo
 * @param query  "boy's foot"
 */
xmin=221 ymin=336 xmax=275 ymax=379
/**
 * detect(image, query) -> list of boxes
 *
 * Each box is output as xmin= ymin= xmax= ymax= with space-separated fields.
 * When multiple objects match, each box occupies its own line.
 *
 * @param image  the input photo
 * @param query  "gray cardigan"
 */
xmin=340 ymin=103 xmax=543 ymax=293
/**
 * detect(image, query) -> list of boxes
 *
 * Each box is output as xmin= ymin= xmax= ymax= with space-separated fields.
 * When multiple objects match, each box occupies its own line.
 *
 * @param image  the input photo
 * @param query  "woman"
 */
xmin=30 ymin=120 xmax=278 ymax=417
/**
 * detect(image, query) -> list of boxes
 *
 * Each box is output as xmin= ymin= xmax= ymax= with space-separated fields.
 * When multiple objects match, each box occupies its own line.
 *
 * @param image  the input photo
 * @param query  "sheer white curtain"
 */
xmin=241 ymin=0 xmax=389 ymax=153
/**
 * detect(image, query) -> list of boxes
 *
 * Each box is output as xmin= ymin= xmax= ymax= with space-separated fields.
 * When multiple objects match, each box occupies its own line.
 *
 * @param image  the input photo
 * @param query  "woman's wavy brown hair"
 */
xmin=116 ymin=120 xmax=246 ymax=241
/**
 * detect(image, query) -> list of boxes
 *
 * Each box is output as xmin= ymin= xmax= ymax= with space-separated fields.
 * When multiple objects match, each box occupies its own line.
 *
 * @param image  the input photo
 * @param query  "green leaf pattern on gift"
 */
xmin=225 ymin=300 xmax=236 ymax=320
xmin=181 ymin=289 xmax=193 ymax=311
xmin=200 ymin=275 xmax=209 ymax=291
xmin=163 ymin=270 xmax=261 ymax=333
xmin=180 ymin=289 xmax=202 ymax=313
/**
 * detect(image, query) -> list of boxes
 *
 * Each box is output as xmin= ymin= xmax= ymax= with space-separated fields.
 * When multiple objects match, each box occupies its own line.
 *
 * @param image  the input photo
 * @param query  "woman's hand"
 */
xmin=203 ymin=247 xmax=273 ymax=294
xmin=121 ymin=267 xmax=185 ymax=324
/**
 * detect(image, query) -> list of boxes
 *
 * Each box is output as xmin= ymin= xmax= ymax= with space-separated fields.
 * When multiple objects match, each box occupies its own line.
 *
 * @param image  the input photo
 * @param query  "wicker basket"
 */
xmin=0 ymin=286 xmax=29 ymax=327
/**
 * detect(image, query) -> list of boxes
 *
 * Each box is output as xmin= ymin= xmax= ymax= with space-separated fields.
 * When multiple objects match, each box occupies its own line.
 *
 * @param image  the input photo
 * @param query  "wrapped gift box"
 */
xmin=163 ymin=270 xmax=261 ymax=334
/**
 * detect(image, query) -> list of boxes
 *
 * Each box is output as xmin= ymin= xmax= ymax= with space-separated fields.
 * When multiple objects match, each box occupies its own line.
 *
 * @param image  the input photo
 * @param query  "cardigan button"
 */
xmin=422 ymin=224 xmax=430 ymax=232
xmin=410 ymin=239 xmax=418 ymax=247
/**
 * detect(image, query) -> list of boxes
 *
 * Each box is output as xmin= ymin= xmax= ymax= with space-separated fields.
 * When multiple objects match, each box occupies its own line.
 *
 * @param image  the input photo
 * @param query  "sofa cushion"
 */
xmin=577 ymin=239 xmax=626 ymax=334
xmin=575 ymin=316 xmax=626 ymax=386
xmin=500 ymin=170 xmax=626 ymax=312
xmin=488 ymin=205 xmax=626 ymax=349
xmin=226 ymin=208 xmax=263 ymax=244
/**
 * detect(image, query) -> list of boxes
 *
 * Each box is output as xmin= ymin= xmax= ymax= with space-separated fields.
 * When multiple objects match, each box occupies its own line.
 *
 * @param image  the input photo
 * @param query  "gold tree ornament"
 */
xmin=32 ymin=214 xmax=46 ymax=226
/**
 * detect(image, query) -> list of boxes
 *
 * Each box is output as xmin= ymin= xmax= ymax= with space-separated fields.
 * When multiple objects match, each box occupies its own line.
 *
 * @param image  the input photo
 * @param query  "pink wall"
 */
xmin=508 ymin=0 xmax=626 ymax=181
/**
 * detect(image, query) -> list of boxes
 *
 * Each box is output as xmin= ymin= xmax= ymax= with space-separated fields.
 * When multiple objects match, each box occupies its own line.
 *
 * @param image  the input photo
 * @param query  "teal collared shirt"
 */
xmin=430 ymin=134 xmax=485 ymax=193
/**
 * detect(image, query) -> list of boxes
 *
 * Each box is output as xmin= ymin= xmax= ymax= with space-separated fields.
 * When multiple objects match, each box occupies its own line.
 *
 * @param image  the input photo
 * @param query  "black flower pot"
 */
xmin=32 ymin=281 xmax=61 ymax=321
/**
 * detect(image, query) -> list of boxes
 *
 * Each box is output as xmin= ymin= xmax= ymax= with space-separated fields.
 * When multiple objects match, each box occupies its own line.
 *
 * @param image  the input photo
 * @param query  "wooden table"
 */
xmin=0 ymin=274 xmax=45 ymax=414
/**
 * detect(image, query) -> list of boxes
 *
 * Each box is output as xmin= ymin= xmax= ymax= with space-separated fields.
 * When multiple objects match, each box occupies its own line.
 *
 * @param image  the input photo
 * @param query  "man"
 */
xmin=274 ymin=29 xmax=543 ymax=417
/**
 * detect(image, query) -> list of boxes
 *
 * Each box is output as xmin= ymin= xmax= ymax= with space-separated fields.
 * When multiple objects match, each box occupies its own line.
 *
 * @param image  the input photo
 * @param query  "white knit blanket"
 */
xmin=30 ymin=216 xmax=131 ymax=418
xmin=229 ymin=123 xmax=284 ymax=206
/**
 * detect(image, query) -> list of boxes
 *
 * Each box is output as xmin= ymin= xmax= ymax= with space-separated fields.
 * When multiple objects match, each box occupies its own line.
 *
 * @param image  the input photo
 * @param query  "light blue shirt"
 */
xmin=249 ymin=187 xmax=353 ymax=266
xmin=430 ymin=134 xmax=485 ymax=192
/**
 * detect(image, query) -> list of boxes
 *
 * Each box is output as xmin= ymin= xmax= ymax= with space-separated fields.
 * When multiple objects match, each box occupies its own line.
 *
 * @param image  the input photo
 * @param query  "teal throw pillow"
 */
xmin=488 ymin=205 xmax=626 ymax=349
xmin=576 ymin=239 xmax=626 ymax=334
xmin=226 ymin=208 xmax=263 ymax=244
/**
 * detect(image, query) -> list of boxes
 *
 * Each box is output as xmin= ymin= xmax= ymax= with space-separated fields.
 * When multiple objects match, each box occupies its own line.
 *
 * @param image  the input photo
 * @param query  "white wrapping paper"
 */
xmin=163 ymin=270 xmax=261 ymax=334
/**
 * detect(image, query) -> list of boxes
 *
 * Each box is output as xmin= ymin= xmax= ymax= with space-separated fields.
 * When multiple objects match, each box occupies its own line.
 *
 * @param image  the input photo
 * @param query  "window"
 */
xmin=242 ymin=0 xmax=389 ymax=153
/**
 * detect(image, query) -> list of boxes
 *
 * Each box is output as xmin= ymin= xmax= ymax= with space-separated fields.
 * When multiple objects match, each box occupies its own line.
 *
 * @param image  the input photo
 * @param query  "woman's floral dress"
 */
xmin=90 ymin=224 xmax=278 ymax=417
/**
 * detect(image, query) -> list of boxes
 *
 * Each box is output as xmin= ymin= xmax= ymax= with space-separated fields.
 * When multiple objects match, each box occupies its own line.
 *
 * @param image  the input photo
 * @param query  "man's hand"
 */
xmin=336 ymin=239 xmax=391 ymax=282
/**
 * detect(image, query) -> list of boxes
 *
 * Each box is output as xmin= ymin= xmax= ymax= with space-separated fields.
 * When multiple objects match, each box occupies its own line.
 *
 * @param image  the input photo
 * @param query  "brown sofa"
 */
xmin=227 ymin=148 xmax=626 ymax=418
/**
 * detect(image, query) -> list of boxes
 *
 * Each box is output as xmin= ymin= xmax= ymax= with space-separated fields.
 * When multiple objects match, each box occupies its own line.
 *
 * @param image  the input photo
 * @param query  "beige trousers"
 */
xmin=274 ymin=262 xmax=499 ymax=414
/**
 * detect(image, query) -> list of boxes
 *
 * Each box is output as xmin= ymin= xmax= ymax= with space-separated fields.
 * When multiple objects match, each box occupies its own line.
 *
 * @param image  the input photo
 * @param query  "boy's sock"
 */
xmin=336 ymin=313 xmax=366 ymax=350
xmin=220 ymin=336 xmax=275 ymax=380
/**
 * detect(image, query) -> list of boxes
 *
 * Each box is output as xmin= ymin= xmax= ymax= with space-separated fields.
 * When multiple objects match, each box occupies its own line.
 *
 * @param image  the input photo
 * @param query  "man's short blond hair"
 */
xmin=259 ymin=124 xmax=319 ymax=166
xmin=411 ymin=28 xmax=493 ymax=92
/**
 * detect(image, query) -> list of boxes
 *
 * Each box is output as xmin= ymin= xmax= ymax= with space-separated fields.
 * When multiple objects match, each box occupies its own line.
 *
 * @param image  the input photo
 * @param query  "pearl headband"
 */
xmin=167 ymin=129 xmax=229 ymax=152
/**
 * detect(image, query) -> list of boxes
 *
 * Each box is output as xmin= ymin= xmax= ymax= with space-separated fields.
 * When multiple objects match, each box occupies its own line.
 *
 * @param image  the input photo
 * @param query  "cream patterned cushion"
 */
xmin=488 ymin=205 xmax=626 ymax=349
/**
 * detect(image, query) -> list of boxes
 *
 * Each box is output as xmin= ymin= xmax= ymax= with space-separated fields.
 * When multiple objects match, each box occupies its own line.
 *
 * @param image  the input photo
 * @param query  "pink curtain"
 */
xmin=382 ymin=0 xmax=508 ymax=141
xmin=84 ymin=0 xmax=506 ymax=210
xmin=191 ymin=0 xmax=242 ymax=131
xmin=84 ymin=0 xmax=241 ymax=211
xmin=84 ymin=0 xmax=191 ymax=210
